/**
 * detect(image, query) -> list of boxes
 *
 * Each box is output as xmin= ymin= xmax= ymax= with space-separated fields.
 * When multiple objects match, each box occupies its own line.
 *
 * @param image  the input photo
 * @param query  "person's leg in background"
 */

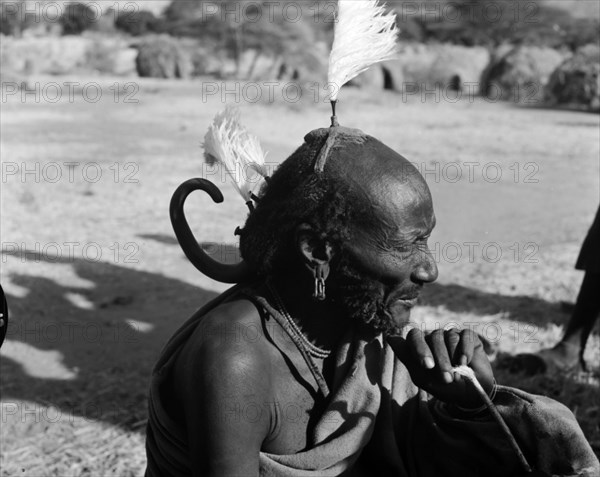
xmin=503 ymin=205 xmax=599 ymax=374
xmin=537 ymin=271 xmax=599 ymax=371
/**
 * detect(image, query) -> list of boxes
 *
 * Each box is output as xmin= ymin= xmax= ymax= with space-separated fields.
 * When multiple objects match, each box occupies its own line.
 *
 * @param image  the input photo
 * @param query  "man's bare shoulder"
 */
xmin=173 ymin=297 xmax=275 ymax=394
xmin=169 ymin=298 xmax=275 ymax=475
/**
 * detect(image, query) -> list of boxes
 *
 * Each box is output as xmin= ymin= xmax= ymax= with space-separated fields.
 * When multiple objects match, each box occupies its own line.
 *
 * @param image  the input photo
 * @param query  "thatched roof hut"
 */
xmin=484 ymin=46 xmax=566 ymax=103
xmin=353 ymin=43 xmax=491 ymax=96
xmin=135 ymin=35 xmax=192 ymax=79
xmin=424 ymin=44 xmax=491 ymax=95
xmin=348 ymin=65 xmax=389 ymax=92
xmin=545 ymin=44 xmax=600 ymax=111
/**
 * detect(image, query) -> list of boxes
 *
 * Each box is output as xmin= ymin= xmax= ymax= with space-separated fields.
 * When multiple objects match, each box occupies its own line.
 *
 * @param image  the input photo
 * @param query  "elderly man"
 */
xmin=145 ymin=127 xmax=599 ymax=477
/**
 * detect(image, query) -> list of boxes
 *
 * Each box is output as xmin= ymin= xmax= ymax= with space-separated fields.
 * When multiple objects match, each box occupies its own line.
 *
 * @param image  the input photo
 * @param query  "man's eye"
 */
xmin=393 ymin=244 xmax=414 ymax=256
xmin=414 ymin=237 xmax=430 ymax=252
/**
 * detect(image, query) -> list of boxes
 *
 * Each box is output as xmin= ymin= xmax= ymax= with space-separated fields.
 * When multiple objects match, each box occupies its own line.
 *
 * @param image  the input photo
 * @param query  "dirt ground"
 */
xmin=1 ymin=75 xmax=599 ymax=475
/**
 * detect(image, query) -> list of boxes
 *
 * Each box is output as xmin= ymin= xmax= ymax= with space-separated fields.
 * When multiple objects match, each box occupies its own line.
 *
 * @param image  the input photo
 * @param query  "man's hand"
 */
xmin=387 ymin=329 xmax=495 ymax=409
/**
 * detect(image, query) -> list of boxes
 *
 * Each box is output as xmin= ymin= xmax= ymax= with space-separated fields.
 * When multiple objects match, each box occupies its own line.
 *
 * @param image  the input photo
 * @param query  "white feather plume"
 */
xmin=328 ymin=0 xmax=399 ymax=101
xmin=203 ymin=107 xmax=268 ymax=202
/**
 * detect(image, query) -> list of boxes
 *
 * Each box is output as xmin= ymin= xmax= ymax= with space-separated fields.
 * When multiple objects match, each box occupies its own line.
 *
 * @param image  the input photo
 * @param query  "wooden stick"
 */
xmin=453 ymin=365 xmax=532 ymax=473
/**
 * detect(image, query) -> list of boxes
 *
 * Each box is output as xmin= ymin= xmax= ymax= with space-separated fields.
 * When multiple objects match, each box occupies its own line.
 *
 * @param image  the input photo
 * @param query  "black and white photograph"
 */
xmin=1 ymin=0 xmax=599 ymax=475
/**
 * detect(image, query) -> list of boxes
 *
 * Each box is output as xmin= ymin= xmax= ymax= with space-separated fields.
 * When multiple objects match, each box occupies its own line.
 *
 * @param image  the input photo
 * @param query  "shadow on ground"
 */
xmin=420 ymin=282 xmax=571 ymax=328
xmin=138 ymin=233 xmax=180 ymax=246
xmin=0 ymin=251 xmax=591 ymax=437
xmin=1 ymin=251 xmax=218 ymax=431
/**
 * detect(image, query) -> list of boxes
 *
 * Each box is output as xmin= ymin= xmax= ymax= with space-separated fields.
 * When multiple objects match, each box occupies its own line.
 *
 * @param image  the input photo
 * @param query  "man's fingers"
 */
xmin=458 ymin=329 xmax=476 ymax=365
xmin=407 ymin=329 xmax=435 ymax=369
xmin=427 ymin=330 xmax=453 ymax=383
xmin=390 ymin=328 xmax=495 ymax=408
xmin=444 ymin=328 xmax=462 ymax=366
xmin=386 ymin=332 xmax=433 ymax=370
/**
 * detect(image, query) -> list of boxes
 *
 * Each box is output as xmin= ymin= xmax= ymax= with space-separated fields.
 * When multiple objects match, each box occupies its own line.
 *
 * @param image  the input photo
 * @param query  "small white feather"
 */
xmin=328 ymin=0 xmax=399 ymax=101
xmin=203 ymin=107 xmax=268 ymax=202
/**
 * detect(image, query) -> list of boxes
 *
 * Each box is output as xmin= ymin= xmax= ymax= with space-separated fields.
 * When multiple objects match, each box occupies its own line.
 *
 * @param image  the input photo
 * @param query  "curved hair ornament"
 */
xmin=170 ymin=178 xmax=253 ymax=284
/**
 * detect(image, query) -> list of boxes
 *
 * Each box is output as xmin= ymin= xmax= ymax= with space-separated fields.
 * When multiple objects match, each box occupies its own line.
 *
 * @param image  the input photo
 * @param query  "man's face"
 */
xmin=329 ymin=174 xmax=438 ymax=336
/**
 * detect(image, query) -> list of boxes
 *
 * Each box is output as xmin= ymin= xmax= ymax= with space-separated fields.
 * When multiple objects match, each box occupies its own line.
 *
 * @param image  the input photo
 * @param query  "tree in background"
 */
xmin=231 ymin=1 xmax=331 ymax=78
xmin=161 ymin=0 xmax=222 ymax=39
xmin=159 ymin=0 xmax=330 ymax=79
xmin=59 ymin=2 xmax=96 ymax=35
xmin=390 ymin=0 xmax=599 ymax=50
xmin=562 ymin=18 xmax=600 ymax=51
xmin=0 ymin=0 xmax=22 ymax=36
xmin=115 ymin=9 xmax=160 ymax=36
xmin=0 ymin=0 xmax=41 ymax=37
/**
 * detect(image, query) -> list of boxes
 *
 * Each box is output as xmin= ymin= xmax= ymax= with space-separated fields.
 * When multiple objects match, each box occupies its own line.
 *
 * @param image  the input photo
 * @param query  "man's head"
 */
xmin=239 ymin=127 xmax=438 ymax=335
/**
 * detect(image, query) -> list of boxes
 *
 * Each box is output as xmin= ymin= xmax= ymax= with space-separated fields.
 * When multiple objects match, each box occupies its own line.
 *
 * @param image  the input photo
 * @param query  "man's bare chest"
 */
xmin=260 ymin=354 xmax=331 ymax=455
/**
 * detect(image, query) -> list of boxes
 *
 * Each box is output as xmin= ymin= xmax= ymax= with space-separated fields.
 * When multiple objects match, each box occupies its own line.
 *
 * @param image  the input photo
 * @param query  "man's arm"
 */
xmin=175 ymin=304 xmax=273 ymax=477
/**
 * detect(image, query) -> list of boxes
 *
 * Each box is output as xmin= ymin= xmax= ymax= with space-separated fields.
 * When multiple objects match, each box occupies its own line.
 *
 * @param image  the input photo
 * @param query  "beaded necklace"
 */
xmin=266 ymin=282 xmax=332 ymax=360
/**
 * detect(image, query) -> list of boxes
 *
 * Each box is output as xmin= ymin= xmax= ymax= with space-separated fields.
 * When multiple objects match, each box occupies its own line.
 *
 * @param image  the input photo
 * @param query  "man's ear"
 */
xmin=295 ymin=223 xmax=335 ymax=266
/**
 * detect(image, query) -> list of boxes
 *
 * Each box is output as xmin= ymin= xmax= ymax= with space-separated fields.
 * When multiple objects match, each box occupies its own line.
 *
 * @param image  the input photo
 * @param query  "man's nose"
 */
xmin=412 ymin=249 xmax=438 ymax=284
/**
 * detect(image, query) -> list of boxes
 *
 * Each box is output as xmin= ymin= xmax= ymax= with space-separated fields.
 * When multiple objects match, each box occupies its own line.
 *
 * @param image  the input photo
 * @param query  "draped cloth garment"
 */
xmin=145 ymin=285 xmax=599 ymax=477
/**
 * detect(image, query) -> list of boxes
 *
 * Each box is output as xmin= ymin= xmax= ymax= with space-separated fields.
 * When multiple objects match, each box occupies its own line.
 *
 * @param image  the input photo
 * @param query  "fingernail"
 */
xmin=443 ymin=372 xmax=453 ymax=383
xmin=423 ymin=357 xmax=435 ymax=369
xmin=460 ymin=355 xmax=467 ymax=366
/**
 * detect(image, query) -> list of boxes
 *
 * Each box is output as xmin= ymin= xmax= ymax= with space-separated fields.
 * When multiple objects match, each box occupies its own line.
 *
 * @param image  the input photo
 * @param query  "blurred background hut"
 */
xmin=483 ymin=46 xmax=567 ymax=103
xmin=2 ymin=0 xmax=599 ymax=110
xmin=545 ymin=44 xmax=600 ymax=111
